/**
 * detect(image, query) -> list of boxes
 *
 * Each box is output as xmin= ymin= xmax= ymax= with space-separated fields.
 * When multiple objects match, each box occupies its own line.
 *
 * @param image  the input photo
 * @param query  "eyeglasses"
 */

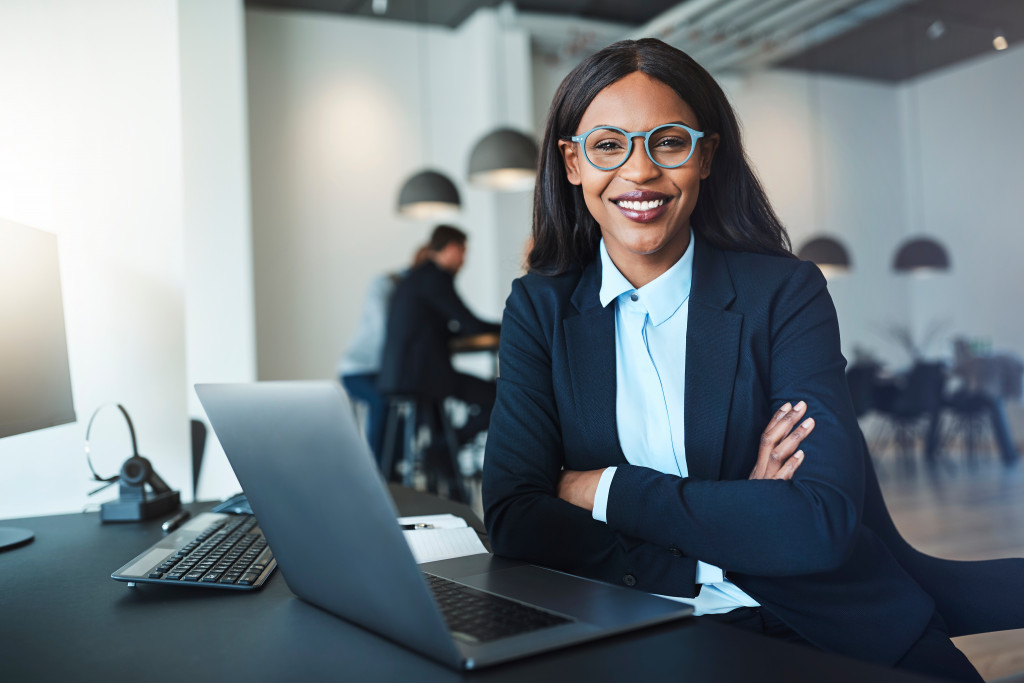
xmin=566 ymin=123 xmax=705 ymax=171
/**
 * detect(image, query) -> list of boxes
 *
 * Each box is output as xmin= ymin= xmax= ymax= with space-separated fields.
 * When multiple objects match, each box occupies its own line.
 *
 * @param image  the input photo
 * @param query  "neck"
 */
xmin=606 ymin=233 xmax=690 ymax=289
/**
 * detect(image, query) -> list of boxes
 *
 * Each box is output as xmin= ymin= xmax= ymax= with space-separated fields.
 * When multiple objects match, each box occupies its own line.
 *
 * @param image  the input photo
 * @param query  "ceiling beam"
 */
xmin=692 ymin=0 xmax=868 ymax=67
xmin=703 ymin=0 xmax=915 ymax=72
xmin=626 ymin=0 xmax=737 ymax=41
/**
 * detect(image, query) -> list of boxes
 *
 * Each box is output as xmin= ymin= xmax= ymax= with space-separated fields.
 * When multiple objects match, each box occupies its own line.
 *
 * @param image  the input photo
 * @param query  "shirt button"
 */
xmin=622 ymin=574 xmax=637 ymax=587
xmin=630 ymin=293 xmax=638 ymax=302
xmin=669 ymin=547 xmax=682 ymax=557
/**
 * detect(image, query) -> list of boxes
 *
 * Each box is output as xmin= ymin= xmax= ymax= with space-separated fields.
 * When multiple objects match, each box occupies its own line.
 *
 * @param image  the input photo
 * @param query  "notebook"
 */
xmin=195 ymin=381 xmax=692 ymax=670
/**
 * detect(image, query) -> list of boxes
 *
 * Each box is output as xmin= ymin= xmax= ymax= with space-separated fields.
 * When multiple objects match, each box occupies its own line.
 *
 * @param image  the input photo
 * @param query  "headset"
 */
xmin=85 ymin=403 xmax=170 ymax=497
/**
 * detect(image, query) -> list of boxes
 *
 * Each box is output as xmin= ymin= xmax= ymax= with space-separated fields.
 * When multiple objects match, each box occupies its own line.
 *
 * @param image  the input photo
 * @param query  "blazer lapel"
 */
xmin=685 ymin=238 xmax=742 ymax=481
xmin=564 ymin=259 xmax=626 ymax=465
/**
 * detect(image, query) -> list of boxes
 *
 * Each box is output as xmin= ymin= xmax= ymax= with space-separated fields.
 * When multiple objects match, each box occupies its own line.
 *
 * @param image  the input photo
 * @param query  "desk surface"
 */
xmin=0 ymin=487 xmax=929 ymax=682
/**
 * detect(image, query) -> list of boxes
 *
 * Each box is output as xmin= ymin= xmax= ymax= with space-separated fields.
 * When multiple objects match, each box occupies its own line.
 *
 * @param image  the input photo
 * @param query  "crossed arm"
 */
xmin=557 ymin=401 xmax=815 ymax=511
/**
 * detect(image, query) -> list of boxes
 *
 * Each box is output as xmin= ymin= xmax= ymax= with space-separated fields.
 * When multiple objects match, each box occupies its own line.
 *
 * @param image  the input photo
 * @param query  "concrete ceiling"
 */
xmin=244 ymin=0 xmax=1024 ymax=81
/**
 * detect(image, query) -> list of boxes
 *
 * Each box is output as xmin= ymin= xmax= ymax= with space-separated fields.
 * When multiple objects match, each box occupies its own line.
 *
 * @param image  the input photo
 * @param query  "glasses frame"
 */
xmin=568 ymin=123 xmax=705 ymax=171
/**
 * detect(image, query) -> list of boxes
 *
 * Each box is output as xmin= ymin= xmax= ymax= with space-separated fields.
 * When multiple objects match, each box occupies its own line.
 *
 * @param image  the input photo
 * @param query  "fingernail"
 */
xmin=779 ymin=402 xmax=792 ymax=413
xmin=802 ymin=418 xmax=814 ymax=429
xmin=795 ymin=450 xmax=804 ymax=459
xmin=795 ymin=401 xmax=807 ymax=412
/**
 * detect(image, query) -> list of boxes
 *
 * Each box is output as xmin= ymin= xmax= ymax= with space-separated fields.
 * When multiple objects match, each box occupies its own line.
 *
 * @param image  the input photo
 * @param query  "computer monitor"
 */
xmin=0 ymin=218 xmax=77 ymax=550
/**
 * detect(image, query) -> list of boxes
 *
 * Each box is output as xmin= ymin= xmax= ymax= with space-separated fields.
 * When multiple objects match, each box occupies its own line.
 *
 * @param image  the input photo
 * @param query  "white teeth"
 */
xmin=616 ymin=199 xmax=665 ymax=210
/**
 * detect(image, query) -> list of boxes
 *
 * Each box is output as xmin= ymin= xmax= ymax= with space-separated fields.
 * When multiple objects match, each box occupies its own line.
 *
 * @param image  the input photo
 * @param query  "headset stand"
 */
xmin=0 ymin=526 xmax=34 ymax=551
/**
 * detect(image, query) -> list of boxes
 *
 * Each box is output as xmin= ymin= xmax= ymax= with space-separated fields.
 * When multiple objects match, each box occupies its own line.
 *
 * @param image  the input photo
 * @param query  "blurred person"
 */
xmin=378 ymin=225 xmax=500 ymax=450
xmin=338 ymin=245 xmax=430 ymax=463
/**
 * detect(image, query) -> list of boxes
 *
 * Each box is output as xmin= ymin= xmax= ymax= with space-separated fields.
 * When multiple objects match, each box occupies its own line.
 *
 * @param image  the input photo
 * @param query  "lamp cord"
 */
xmin=417 ymin=5 xmax=432 ymax=164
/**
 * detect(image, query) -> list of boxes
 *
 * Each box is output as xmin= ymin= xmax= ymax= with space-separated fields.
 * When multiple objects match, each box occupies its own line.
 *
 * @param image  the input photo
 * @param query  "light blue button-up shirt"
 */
xmin=591 ymin=233 xmax=759 ymax=616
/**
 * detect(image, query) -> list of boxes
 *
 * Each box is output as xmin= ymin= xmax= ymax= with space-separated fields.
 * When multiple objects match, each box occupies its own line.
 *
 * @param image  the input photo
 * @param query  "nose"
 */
xmin=617 ymin=135 xmax=661 ymax=184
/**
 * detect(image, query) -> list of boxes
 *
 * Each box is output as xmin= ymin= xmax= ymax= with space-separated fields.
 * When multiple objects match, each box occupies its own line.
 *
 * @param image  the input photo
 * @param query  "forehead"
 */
xmin=578 ymin=71 xmax=697 ymax=131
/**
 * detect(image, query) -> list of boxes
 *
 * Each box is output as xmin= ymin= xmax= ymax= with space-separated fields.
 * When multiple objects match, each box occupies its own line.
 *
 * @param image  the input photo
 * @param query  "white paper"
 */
xmin=396 ymin=513 xmax=467 ymax=530
xmin=403 ymin=527 xmax=488 ymax=564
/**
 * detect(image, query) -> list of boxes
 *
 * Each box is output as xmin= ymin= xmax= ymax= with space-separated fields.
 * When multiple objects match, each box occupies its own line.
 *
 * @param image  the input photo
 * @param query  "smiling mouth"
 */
xmin=611 ymin=195 xmax=672 ymax=223
xmin=614 ymin=198 xmax=666 ymax=211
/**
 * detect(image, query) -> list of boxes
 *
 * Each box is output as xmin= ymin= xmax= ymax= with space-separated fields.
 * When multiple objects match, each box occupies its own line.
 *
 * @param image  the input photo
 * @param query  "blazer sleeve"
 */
xmin=605 ymin=261 xmax=865 ymax=577
xmin=423 ymin=266 xmax=501 ymax=337
xmin=482 ymin=278 xmax=701 ymax=596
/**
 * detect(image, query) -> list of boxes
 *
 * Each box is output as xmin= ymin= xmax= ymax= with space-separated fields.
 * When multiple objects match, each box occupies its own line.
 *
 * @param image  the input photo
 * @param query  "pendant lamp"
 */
xmin=396 ymin=7 xmax=461 ymax=219
xmin=893 ymin=237 xmax=950 ymax=274
xmin=468 ymin=127 xmax=538 ymax=191
xmin=467 ymin=5 xmax=537 ymax=192
xmin=891 ymin=21 xmax=948 ymax=276
xmin=397 ymin=170 xmax=461 ymax=219
xmin=797 ymin=236 xmax=851 ymax=278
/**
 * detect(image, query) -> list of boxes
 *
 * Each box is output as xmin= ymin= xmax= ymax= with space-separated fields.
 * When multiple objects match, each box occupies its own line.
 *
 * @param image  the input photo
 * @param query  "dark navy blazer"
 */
xmin=482 ymin=235 xmax=938 ymax=665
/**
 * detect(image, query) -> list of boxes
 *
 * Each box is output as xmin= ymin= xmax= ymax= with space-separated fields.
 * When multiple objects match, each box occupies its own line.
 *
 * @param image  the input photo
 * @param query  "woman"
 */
xmin=481 ymin=38 xmax=982 ymax=681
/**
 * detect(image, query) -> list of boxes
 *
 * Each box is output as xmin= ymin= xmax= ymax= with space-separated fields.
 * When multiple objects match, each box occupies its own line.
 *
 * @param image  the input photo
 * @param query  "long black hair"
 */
xmin=529 ymin=38 xmax=793 ymax=275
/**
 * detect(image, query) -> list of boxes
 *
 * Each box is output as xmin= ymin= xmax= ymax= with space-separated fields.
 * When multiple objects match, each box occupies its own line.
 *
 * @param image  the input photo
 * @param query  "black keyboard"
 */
xmin=111 ymin=512 xmax=276 ymax=590
xmin=423 ymin=572 xmax=572 ymax=643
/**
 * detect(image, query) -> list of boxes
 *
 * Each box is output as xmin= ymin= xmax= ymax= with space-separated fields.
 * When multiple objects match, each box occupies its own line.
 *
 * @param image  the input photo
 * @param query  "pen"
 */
xmin=401 ymin=523 xmax=435 ymax=530
xmin=161 ymin=510 xmax=191 ymax=534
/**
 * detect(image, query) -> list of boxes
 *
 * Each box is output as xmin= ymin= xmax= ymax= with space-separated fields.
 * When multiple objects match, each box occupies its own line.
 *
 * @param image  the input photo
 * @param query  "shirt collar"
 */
xmin=598 ymin=228 xmax=695 ymax=326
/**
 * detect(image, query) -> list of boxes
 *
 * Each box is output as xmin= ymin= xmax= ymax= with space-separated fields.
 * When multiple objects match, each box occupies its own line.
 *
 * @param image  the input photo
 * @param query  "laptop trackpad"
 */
xmin=454 ymin=565 xmax=687 ymax=628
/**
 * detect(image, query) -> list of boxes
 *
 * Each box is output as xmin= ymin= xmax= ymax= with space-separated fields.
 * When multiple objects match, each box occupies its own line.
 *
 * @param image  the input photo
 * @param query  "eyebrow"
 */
xmin=589 ymin=120 xmax=696 ymax=131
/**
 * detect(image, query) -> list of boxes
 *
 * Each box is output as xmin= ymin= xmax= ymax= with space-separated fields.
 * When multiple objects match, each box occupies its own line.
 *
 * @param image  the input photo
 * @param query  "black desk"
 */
xmin=0 ymin=487 xmax=928 ymax=682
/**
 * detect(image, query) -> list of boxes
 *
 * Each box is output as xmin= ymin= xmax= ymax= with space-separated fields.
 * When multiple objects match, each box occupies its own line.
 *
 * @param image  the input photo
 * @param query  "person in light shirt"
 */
xmin=482 ymin=38 xmax=985 ymax=682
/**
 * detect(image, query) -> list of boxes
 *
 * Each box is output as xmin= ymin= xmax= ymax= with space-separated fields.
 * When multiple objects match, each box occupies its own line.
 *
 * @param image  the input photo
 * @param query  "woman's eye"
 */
xmin=593 ymin=140 xmax=625 ymax=151
xmin=654 ymin=136 xmax=687 ymax=148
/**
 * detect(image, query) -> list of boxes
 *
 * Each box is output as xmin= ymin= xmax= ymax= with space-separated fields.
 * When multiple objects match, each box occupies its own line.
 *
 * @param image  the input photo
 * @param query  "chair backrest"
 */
xmin=858 ymin=430 xmax=1024 ymax=637
xmin=846 ymin=364 xmax=879 ymax=417
xmin=190 ymin=418 xmax=207 ymax=502
xmin=892 ymin=361 xmax=946 ymax=416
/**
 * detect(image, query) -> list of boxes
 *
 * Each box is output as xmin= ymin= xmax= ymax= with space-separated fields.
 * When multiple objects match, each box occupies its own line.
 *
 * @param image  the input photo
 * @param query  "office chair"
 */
xmin=860 ymin=431 xmax=1024 ymax=639
xmin=380 ymin=394 xmax=469 ymax=503
xmin=846 ymin=363 xmax=880 ymax=418
xmin=871 ymin=362 xmax=946 ymax=471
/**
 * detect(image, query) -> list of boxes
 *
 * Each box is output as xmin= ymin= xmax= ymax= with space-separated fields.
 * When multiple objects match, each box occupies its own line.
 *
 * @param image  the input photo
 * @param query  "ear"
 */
xmin=698 ymin=133 xmax=720 ymax=180
xmin=557 ymin=139 xmax=583 ymax=186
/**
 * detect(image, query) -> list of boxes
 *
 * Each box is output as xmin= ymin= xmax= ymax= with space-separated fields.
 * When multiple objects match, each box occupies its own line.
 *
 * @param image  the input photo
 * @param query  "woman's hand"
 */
xmin=748 ymin=401 xmax=815 ymax=480
xmin=557 ymin=468 xmax=606 ymax=512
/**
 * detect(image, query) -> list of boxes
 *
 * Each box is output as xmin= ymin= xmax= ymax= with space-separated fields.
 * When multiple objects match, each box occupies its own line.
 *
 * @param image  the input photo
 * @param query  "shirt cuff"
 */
xmin=591 ymin=466 xmax=617 ymax=523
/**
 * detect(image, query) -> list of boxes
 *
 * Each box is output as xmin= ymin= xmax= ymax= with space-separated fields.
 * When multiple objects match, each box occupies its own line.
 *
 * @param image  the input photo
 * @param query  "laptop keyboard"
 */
xmin=423 ymin=573 xmax=572 ymax=643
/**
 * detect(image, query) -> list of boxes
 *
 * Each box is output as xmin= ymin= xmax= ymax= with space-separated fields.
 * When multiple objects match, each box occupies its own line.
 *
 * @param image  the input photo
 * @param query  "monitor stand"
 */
xmin=0 ymin=526 xmax=34 ymax=551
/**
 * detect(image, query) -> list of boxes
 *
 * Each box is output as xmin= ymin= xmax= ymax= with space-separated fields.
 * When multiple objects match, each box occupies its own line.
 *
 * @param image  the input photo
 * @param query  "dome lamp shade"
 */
xmin=797 ymin=236 xmax=851 ymax=278
xmin=397 ymin=170 xmax=461 ymax=219
xmin=893 ymin=237 xmax=950 ymax=274
xmin=468 ymin=128 xmax=538 ymax=191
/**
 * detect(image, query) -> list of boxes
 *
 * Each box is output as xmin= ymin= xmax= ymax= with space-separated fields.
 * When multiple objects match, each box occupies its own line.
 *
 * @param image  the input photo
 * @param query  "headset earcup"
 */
xmin=119 ymin=456 xmax=153 ymax=487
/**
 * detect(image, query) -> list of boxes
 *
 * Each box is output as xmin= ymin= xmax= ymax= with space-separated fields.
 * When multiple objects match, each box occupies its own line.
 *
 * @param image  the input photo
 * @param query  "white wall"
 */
xmin=246 ymin=8 xmax=532 ymax=382
xmin=0 ymin=0 xmax=188 ymax=519
xmin=902 ymin=44 xmax=1024 ymax=360
xmin=178 ymin=0 xmax=256 ymax=501
xmin=0 ymin=0 xmax=255 ymax=518
xmin=722 ymin=71 xmax=913 ymax=366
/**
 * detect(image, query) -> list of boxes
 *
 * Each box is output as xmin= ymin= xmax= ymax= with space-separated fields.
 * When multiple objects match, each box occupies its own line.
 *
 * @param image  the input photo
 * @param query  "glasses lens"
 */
xmin=648 ymin=125 xmax=694 ymax=167
xmin=583 ymin=128 xmax=629 ymax=169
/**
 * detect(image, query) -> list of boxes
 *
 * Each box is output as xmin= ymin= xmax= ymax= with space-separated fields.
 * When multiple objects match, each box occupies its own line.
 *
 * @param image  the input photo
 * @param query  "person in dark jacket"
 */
xmin=378 ymin=225 xmax=500 ymax=447
xmin=482 ymin=38 xmax=989 ymax=682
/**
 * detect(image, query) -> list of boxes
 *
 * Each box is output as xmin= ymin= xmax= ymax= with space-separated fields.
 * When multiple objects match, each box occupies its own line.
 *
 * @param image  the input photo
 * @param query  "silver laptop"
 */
xmin=195 ymin=381 xmax=691 ymax=670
